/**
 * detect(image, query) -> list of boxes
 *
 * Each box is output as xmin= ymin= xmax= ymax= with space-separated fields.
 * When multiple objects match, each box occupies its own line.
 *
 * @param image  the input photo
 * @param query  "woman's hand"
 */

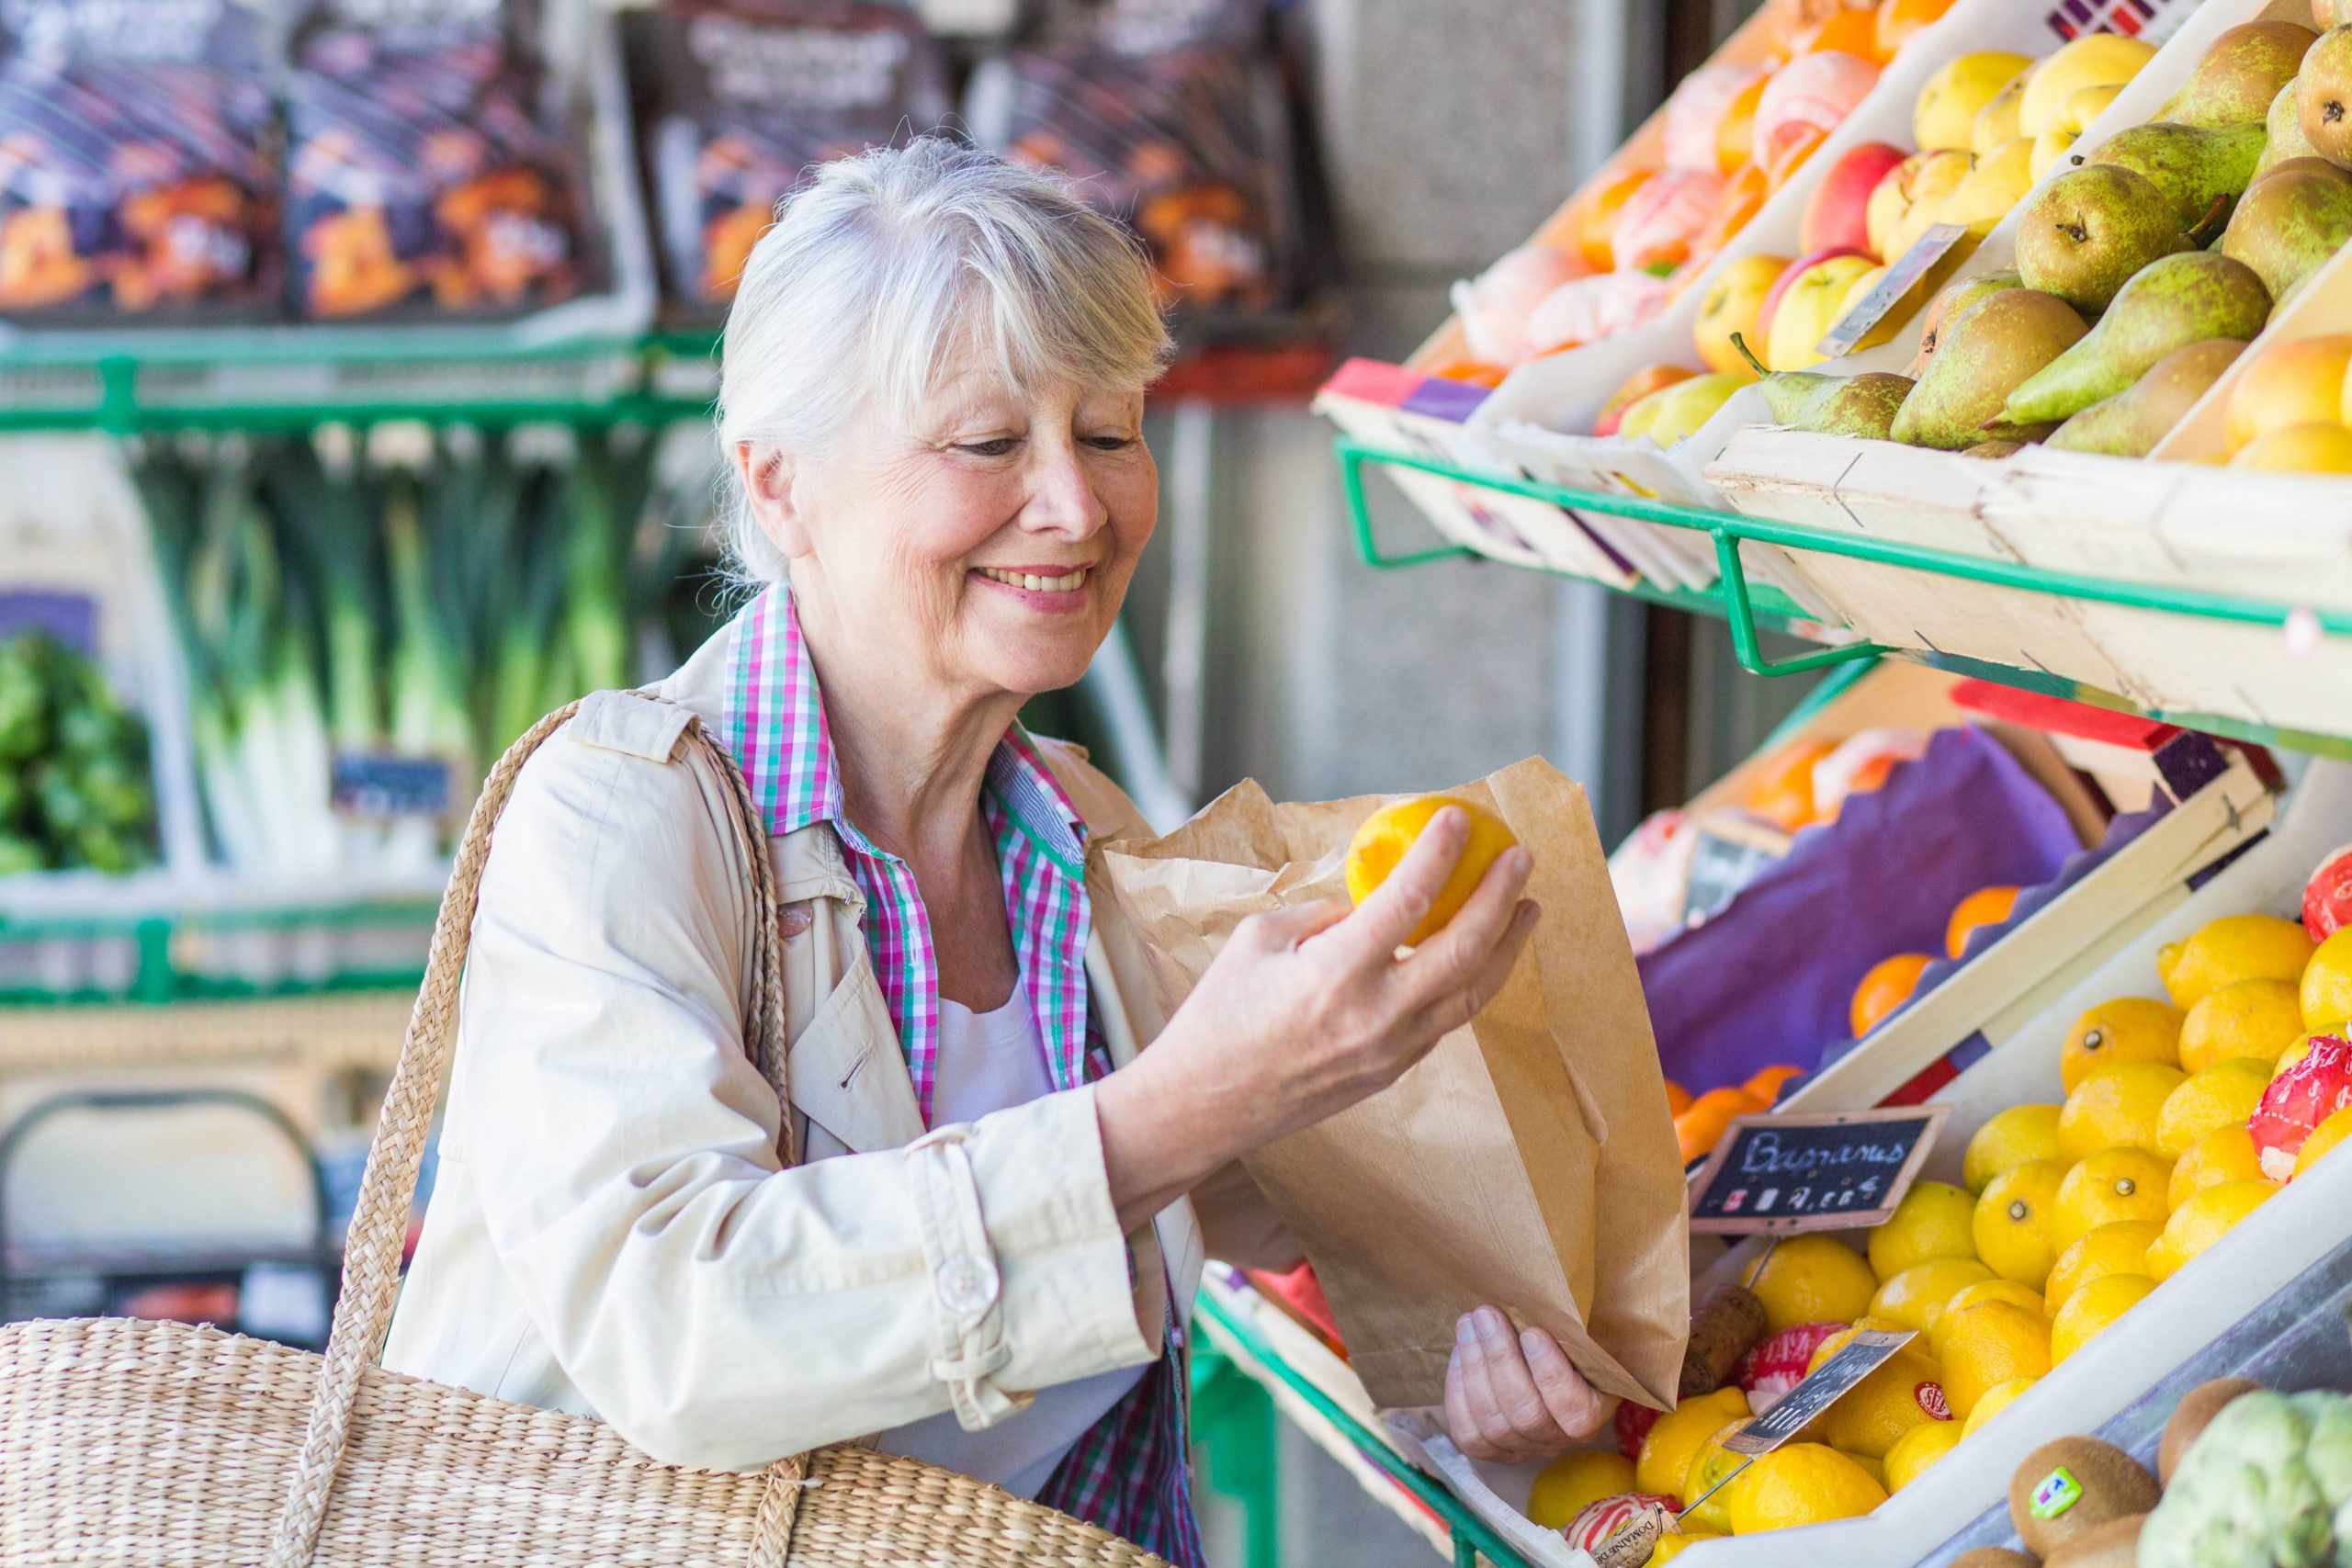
xmin=1444 ymin=1306 xmax=1614 ymax=1464
xmin=1095 ymin=807 xmax=1536 ymax=1228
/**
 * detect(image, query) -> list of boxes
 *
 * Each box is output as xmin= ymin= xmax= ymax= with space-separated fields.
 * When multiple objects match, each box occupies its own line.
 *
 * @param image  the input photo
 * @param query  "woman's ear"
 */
xmin=735 ymin=442 xmax=811 ymax=560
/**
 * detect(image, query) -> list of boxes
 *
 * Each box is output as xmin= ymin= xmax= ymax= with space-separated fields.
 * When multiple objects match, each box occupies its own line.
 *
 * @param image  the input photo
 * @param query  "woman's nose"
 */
xmin=1022 ymin=447 xmax=1112 ymax=538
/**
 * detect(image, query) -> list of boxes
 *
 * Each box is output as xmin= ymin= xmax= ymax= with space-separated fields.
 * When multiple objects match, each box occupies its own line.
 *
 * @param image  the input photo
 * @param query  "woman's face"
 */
xmin=745 ymin=357 xmax=1156 ymax=704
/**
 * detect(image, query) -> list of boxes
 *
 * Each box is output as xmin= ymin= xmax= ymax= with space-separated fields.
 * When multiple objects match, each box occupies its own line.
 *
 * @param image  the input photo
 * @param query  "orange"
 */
xmin=2171 ymin=1125 xmax=2266 ymax=1208
xmin=2155 ymin=1058 xmax=2272 ymax=1159
xmin=2050 ymin=1272 xmax=2154 ymax=1363
xmin=1746 ymin=739 xmax=1835 ymax=831
xmin=1574 ymin=166 xmax=1657 ymax=272
xmin=1716 ymin=74 xmax=1770 ymax=173
xmin=1429 ymin=361 xmax=1510 ymax=389
xmin=1678 ymin=1086 xmax=1767 ymax=1165
xmin=1665 ymin=1079 xmax=1695 ymax=1117
xmin=1343 ymin=796 xmax=1521 ymax=946
xmin=2044 ymin=1221 xmax=2160 ymax=1317
xmin=1526 ymin=1449 xmax=1637 ymax=1529
xmin=1693 ymin=162 xmax=1771 ymax=259
xmin=1743 ymin=1234 xmax=1879 ymax=1332
xmin=1936 ymin=1301 xmax=2052 ymax=1419
xmin=1795 ymin=6 xmax=1883 ymax=61
xmin=2051 ymin=1148 xmax=2172 ymax=1251
xmin=2179 ymin=979 xmax=2305 ymax=1073
xmin=1946 ymin=886 xmax=2019 ymax=959
xmin=2295 ymin=1106 xmax=2352 ymax=1177
xmin=2060 ymin=998 xmax=2183 ymax=1092
xmin=1746 ymin=1064 xmax=1804 ymax=1106
xmin=1852 ymin=953 xmax=1933 ymax=1037
xmin=1876 ymin=0 xmax=1958 ymax=60
xmin=1962 ymin=1104 xmax=2063 ymax=1192
xmin=1973 ymin=1158 xmax=2066 ymax=1289
xmin=1765 ymin=123 xmax=1831 ymax=188
xmin=1726 ymin=1444 xmax=1888 ymax=1533
xmin=2059 ymin=1060 xmax=2186 ymax=1160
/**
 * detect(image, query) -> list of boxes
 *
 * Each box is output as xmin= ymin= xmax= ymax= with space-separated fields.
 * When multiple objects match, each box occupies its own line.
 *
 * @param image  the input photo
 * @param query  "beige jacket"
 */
xmin=381 ymin=629 xmax=1295 ymax=1473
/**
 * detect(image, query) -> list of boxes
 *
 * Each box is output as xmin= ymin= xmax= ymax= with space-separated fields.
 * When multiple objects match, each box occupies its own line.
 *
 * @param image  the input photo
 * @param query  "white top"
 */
xmin=871 ymin=992 xmax=1149 ymax=1498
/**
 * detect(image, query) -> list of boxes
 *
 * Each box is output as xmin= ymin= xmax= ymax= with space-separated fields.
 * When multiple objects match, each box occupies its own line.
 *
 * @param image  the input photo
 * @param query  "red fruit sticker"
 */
xmin=2308 ymin=846 xmax=2352 ymax=943
xmin=1915 ymin=1381 xmax=1952 ymax=1421
xmin=2251 ymin=1034 xmax=2352 ymax=1180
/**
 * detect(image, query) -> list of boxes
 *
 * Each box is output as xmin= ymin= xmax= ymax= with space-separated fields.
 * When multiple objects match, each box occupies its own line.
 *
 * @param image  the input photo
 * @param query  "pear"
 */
xmin=2043 ymin=337 xmax=2247 ymax=455
xmin=1728 ymin=335 xmax=1914 ymax=438
xmin=2300 ymin=25 xmax=2352 ymax=164
xmin=1908 ymin=268 xmax=2022 ymax=378
xmin=2015 ymin=165 xmax=2191 ymax=315
xmin=1962 ymin=440 xmax=2028 ymax=458
xmin=2220 ymin=155 xmax=2352 ymax=300
xmin=1890 ymin=288 xmax=2087 ymax=449
xmin=2004 ymin=252 xmax=2270 ymax=424
xmin=2259 ymin=77 xmax=2323 ymax=175
xmin=2163 ymin=21 xmax=2319 ymax=128
xmin=2087 ymin=122 xmax=2267 ymax=231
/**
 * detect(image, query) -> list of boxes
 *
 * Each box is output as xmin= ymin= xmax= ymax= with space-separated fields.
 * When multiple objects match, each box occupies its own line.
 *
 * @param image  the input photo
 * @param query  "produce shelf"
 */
xmin=1340 ymin=436 xmax=2352 ymax=759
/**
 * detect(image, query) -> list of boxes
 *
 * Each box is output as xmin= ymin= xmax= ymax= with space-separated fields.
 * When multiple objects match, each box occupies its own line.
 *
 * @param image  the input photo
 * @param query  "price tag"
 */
xmin=1681 ymin=812 xmax=1791 ymax=927
xmin=0 ymin=590 xmax=98 ymax=654
xmin=1723 ymin=1329 xmax=1919 ymax=1456
xmin=1688 ymin=1105 xmax=1947 ymax=1233
xmin=1814 ymin=223 xmax=1978 ymax=362
xmin=332 ymin=752 xmax=453 ymax=818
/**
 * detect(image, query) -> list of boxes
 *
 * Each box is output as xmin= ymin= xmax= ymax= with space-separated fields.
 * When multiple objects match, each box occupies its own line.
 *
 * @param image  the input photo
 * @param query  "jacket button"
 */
xmin=936 ymin=1253 xmax=1000 ymax=1316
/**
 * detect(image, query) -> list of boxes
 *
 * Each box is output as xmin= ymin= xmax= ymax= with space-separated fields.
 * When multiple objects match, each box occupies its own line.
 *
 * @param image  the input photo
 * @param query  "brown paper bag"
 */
xmin=1099 ymin=757 xmax=1689 ymax=1411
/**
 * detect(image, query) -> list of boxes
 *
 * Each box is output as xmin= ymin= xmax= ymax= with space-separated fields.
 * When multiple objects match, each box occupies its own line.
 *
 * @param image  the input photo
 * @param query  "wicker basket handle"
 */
xmin=264 ymin=698 xmax=808 ymax=1568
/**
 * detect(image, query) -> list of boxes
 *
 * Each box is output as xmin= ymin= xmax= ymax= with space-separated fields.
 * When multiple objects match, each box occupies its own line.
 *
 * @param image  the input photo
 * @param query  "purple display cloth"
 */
xmin=1637 ymin=725 xmax=2086 ymax=1093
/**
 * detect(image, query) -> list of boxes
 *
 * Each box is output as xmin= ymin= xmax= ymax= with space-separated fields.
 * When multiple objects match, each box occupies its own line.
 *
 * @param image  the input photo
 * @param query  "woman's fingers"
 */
xmin=1240 ymin=897 xmax=1354 ymax=952
xmin=1452 ymin=1309 xmax=1532 ymax=1461
xmin=1521 ymin=1325 xmax=1611 ymax=1441
xmin=1391 ymin=845 xmax=1533 ymax=1008
xmin=1473 ymin=1306 xmax=1566 ymax=1450
xmin=1327 ymin=807 xmax=1471 ymax=964
xmin=1408 ymin=901 xmax=1539 ymax=1039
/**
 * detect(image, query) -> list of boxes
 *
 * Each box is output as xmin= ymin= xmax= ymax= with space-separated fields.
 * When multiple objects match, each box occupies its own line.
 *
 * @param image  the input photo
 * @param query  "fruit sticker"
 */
xmin=2030 ymin=1465 xmax=2084 ymax=1520
xmin=1916 ymin=1382 xmax=1952 ymax=1421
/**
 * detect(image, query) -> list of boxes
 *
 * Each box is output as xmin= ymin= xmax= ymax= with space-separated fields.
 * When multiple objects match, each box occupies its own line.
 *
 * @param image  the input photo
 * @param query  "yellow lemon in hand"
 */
xmin=2147 ymin=1180 xmax=2276 ymax=1280
xmin=2061 ymin=998 xmax=2182 ymax=1092
xmin=1963 ymin=1104 xmax=2063 ymax=1192
xmin=2052 ymin=1147 xmax=2171 ymax=1251
xmin=1635 ymin=1385 xmax=1751 ymax=1498
xmin=2050 ymin=1272 xmax=2154 ymax=1363
xmin=2044 ymin=1220 xmax=2160 ymax=1317
xmin=2159 ymin=915 xmax=2316 ymax=1010
xmin=1743 ymin=1235 xmax=1878 ymax=1333
xmin=2060 ymin=1060 xmax=2186 ymax=1160
xmin=1883 ymin=1419 xmax=1964 ymax=1491
xmin=1871 ymin=1258 xmax=1995 ymax=1333
xmin=1726 ymin=1444 xmax=1888 ymax=1534
xmin=2171 ymin=1125 xmax=2266 ymax=1209
xmin=1525 ymin=1449 xmax=1636 ymax=1529
xmin=2156 ymin=1058 xmax=2273 ymax=1159
xmin=1936 ymin=1301 xmax=2052 ymax=1419
xmin=1343 ymin=795 xmax=1520 ymax=945
xmin=2295 ymin=1106 xmax=2352 ymax=1177
xmin=1961 ymin=1376 xmax=2040 ymax=1438
xmin=2303 ymin=928 xmax=2352 ymax=1032
xmin=1973 ymin=1158 xmax=2069 ymax=1288
xmin=1867 ymin=1180 xmax=1981 ymax=1281
xmin=2179 ymin=979 xmax=2304 ymax=1073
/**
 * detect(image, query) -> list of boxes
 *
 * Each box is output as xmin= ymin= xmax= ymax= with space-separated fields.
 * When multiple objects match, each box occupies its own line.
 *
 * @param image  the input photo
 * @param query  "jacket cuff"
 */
xmin=909 ymin=1084 xmax=1158 ymax=1430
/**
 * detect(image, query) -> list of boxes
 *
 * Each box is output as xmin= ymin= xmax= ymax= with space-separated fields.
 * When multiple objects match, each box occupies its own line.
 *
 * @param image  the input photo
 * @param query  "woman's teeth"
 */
xmin=978 ymin=566 xmax=1089 ymax=592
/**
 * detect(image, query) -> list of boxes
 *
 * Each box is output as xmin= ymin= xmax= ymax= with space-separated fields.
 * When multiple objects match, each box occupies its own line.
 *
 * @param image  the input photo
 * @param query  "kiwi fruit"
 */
xmin=1950 ymin=1551 xmax=2040 ymax=1568
xmin=2160 ymin=1377 xmax=2266 ymax=1483
xmin=2043 ymin=1514 xmax=2145 ymax=1568
xmin=2007 ymin=1436 xmax=2161 ymax=1558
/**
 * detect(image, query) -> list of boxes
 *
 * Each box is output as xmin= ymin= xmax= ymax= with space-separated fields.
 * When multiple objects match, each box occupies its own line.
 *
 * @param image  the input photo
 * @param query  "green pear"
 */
xmin=2163 ymin=21 xmax=2319 ymax=127
xmin=2004 ymin=252 xmax=2270 ymax=424
xmin=2088 ymin=122 xmax=2267 ymax=231
xmin=2043 ymin=337 xmax=2246 ymax=455
xmin=1906 ymin=269 xmax=2021 ymax=379
xmin=2259 ymin=77 xmax=2323 ymax=174
xmin=1962 ymin=440 xmax=2028 ymax=458
xmin=2015 ymin=165 xmax=2191 ymax=315
xmin=2220 ymin=155 xmax=2352 ymax=299
xmin=1890 ymin=288 xmax=2087 ymax=449
xmin=2299 ymin=25 xmax=2352 ymax=164
xmin=1730 ymin=335 xmax=1914 ymax=437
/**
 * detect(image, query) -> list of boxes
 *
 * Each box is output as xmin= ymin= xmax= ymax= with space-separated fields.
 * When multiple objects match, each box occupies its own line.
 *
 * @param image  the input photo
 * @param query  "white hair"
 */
xmin=715 ymin=136 xmax=1172 ymax=583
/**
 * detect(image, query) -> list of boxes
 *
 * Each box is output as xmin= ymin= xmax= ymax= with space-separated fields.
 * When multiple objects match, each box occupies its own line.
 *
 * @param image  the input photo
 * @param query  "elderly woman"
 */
xmin=383 ymin=138 xmax=1606 ymax=1562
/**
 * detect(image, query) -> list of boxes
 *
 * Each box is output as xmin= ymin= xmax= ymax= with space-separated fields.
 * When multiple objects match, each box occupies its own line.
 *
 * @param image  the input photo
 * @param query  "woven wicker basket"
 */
xmin=0 ymin=702 xmax=1169 ymax=1568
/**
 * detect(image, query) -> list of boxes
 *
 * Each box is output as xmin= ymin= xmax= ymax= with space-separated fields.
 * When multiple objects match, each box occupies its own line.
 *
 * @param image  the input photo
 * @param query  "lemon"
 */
xmin=1963 ymin=1104 xmax=2064 ymax=1192
xmin=2160 ymin=915 xmax=2316 ymax=1010
xmin=2052 ymin=1147 xmax=2172 ymax=1250
xmin=2170 ymin=1125 xmax=2266 ymax=1209
xmin=1635 ymin=1385 xmax=1751 ymax=1497
xmin=2061 ymin=998 xmax=2182 ymax=1091
xmin=1743 ymin=1235 xmax=1878 ymax=1333
xmin=1883 ymin=1419 xmax=1964 ymax=1491
xmin=2156 ymin=1057 xmax=2273 ymax=1159
xmin=1526 ymin=1448 xmax=1637 ymax=1529
xmin=1936 ymin=1301 xmax=2052 ymax=1419
xmin=2148 ymin=1180 xmax=2277 ymax=1280
xmin=2043 ymin=1220 xmax=2160 ymax=1317
xmin=2050 ymin=1271 xmax=2154 ymax=1363
xmin=1848 ymin=1453 xmax=1887 ymax=1488
xmin=1809 ymin=1343 xmax=1954 ymax=1459
xmin=2304 ymin=929 xmax=2352 ymax=1032
xmin=1867 ymin=1181 xmax=1981 ymax=1281
xmin=2060 ymin=1060 xmax=2187 ymax=1160
xmin=1679 ymin=1420 xmax=1750 ymax=1534
xmin=1961 ymin=1376 xmax=2040 ymax=1438
xmin=1651 ymin=1532 xmax=1722 ymax=1562
xmin=2276 ymin=1035 xmax=2318 ymax=1080
xmin=1973 ymin=1158 xmax=2069 ymax=1288
xmin=1343 ymin=795 xmax=1521 ymax=946
xmin=2295 ymin=1106 xmax=2352 ymax=1178
xmin=1726 ymin=1444 xmax=1889 ymax=1533
xmin=1945 ymin=1279 xmax=2046 ymax=1318
xmin=2179 ymin=979 xmax=2304 ymax=1073
xmin=1871 ymin=1258 xmax=1995 ymax=1333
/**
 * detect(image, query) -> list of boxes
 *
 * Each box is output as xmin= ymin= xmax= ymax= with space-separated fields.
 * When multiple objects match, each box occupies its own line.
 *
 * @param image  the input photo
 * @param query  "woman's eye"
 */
xmin=959 ymin=437 xmax=1020 ymax=457
xmin=1083 ymin=434 xmax=1137 ymax=451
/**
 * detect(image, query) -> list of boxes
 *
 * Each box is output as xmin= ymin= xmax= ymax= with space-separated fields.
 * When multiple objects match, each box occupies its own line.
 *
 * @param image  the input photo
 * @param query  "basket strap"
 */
xmin=264 ymin=698 xmax=809 ymax=1568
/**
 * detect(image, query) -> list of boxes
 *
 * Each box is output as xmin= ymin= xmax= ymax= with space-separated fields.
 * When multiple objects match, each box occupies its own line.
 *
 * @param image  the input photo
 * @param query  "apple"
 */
xmin=1757 ymin=245 xmax=1869 ymax=352
xmin=1766 ymin=253 xmax=1879 ymax=370
xmin=1802 ymin=141 xmax=1911 ymax=257
xmin=1865 ymin=148 xmax=1972 ymax=263
xmin=1937 ymin=135 xmax=2035 ymax=234
xmin=1594 ymin=365 xmax=1698 ymax=436
xmin=1622 ymin=372 xmax=1748 ymax=446
xmin=1693 ymin=254 xmax=1792 ymax=378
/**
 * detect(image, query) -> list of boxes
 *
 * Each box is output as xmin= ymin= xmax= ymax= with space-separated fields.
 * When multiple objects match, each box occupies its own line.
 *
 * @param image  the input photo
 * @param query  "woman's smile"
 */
xmin=970 ymin=562 xmax=1097 ymax=611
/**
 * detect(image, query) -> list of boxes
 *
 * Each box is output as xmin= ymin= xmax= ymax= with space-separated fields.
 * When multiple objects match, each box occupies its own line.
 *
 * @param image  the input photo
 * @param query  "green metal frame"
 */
xmin=1340 ymin=435 xmax=2352 ymax=756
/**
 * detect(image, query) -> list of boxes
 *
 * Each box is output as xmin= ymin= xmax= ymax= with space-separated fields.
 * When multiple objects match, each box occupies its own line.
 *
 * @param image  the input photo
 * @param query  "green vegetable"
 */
xmin=2146 ymin=1391 xmax=2352 ymax=1568
xmin=0 ymin=629 xmax=158 ymax=876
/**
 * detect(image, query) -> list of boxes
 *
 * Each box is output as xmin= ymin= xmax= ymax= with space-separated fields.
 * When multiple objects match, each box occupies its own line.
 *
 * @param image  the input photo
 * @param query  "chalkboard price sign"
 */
xmin=1688 ymin=1106 xmax=1948 ymax=1235
xmin=1724 ymin=1329 xmax=1921 ymax=1456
